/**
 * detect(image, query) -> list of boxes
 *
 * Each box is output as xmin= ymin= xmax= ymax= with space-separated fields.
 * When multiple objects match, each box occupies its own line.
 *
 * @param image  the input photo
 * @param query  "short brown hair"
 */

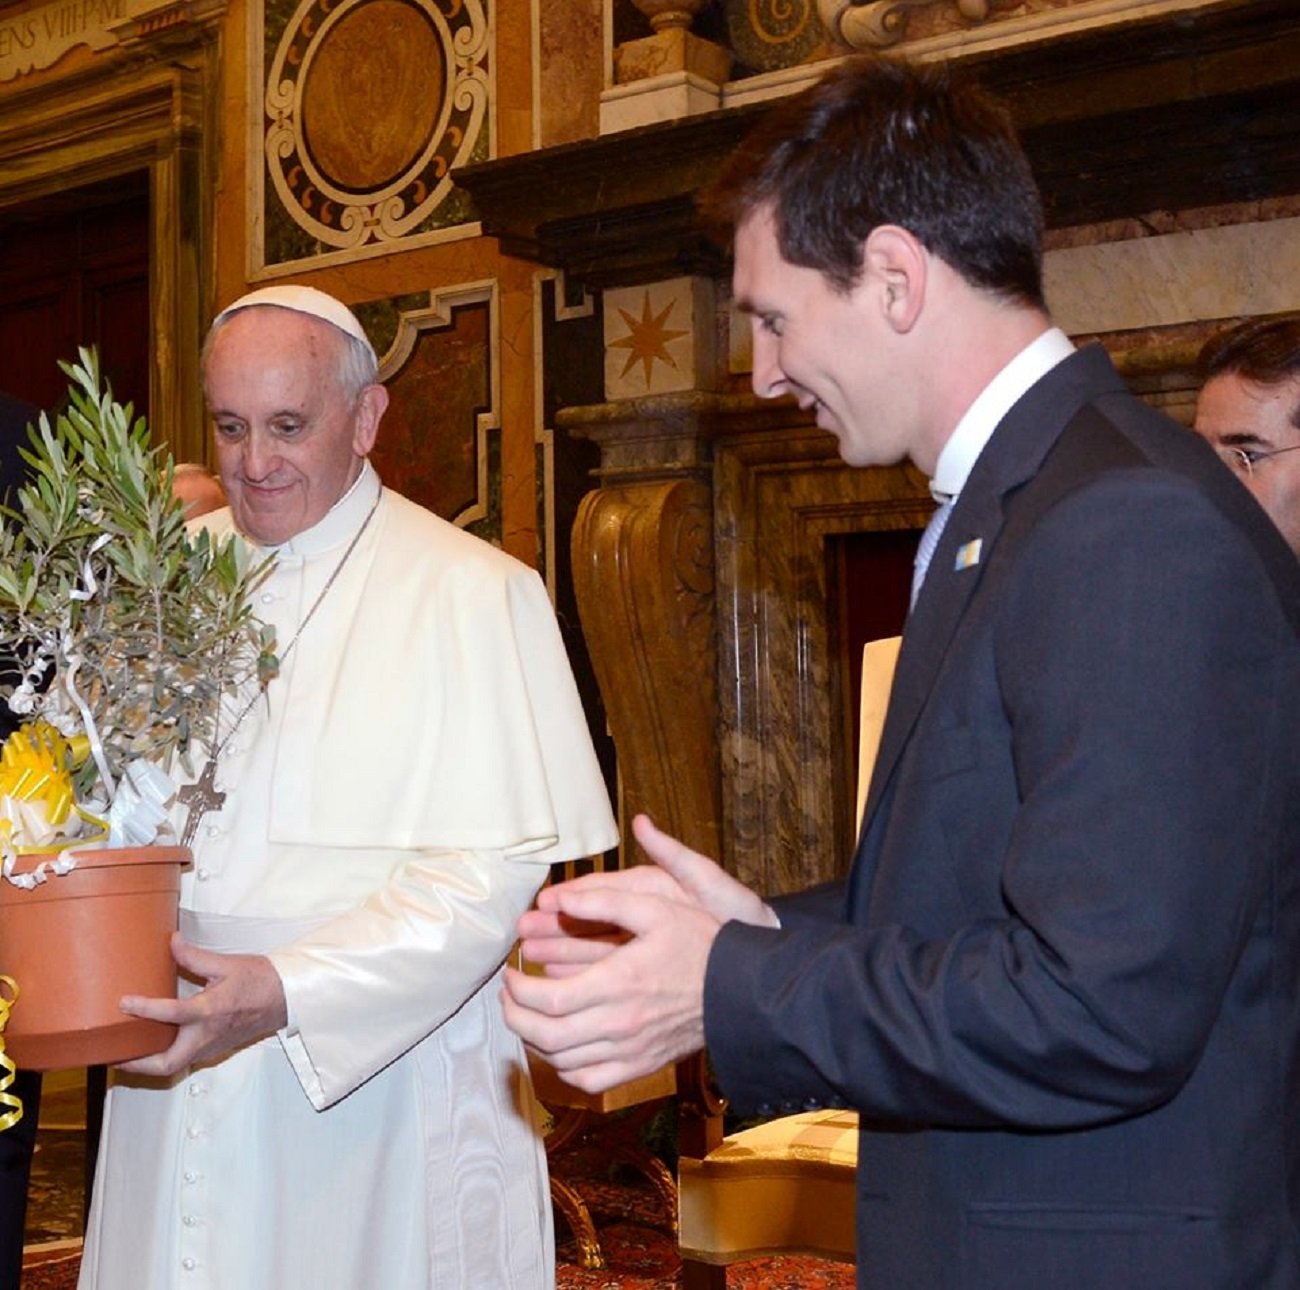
xmin=699 ymin=56 xmax=1045 ymax=308
xmin=1197 ymin=316 xmax=1300 ymax=396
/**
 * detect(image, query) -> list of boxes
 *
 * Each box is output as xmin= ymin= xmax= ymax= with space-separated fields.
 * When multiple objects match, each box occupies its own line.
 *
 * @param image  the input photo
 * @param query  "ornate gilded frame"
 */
xmin=248 ymin=0 xmax=492 ymax=276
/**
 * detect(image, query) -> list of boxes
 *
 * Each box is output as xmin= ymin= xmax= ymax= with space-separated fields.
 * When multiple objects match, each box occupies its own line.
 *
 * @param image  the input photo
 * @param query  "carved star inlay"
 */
xmin=609 ymin=292 xmax=690 ymax=389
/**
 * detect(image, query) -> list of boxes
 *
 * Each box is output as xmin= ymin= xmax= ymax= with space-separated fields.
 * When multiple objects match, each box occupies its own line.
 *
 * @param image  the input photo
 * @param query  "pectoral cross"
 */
xmin=177 ymin=759 xmax=226 ymax=847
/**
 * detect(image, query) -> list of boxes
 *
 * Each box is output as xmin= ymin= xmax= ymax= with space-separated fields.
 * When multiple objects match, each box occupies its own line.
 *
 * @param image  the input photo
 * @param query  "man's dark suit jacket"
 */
xmin=0 ymin=390 xmax=37 ymax=1290
xmin=706 ymin=345 xmax=1300 ymax=1289
xmin=0 ymin=391 xmax=33 ymax=509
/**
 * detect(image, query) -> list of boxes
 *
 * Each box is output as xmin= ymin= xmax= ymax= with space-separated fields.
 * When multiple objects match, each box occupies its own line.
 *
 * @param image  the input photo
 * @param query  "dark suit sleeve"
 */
xmin=769 ymin=881 xmax=844 ymax=927
xmin=704 ymin=469 xmax=1300 ymax=1127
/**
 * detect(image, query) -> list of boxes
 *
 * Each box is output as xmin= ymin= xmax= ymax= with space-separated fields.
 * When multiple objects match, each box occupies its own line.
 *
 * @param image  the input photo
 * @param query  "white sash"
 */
xmin=180 ymin=907 xmax=333 ymax=956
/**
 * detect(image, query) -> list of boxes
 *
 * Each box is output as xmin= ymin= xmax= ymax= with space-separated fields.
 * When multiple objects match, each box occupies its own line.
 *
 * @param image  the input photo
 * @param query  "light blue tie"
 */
xmin=910 ymin=497 xmax=955 ymax=609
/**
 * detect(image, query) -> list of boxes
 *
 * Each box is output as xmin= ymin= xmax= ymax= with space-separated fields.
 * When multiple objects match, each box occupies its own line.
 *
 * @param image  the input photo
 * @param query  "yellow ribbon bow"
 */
xmin=0 ymin=721 xmax=102 ymax=855
xmin=0 ymin=721 xmax=89 ymax=825
xmin=0 ymin=977 xmax=23 ymax=1133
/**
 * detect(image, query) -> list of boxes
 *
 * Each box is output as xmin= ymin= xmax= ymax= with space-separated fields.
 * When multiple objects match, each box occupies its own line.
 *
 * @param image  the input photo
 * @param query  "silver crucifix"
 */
xmin=177 ymin=758 xmax=226 ymax=847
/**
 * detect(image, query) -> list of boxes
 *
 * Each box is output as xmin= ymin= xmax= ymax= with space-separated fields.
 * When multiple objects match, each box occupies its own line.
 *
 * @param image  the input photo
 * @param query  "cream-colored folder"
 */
xmin=856 ymin=636 xmax=902 ymax=831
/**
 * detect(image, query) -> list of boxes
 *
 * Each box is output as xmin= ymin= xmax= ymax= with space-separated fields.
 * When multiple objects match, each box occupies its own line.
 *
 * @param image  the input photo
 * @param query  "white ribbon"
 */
xmin=60 ymin=644 xmax=115 ymax=803
xmin=60 ymin=532 xmax=117 ymax=798
xmin=0 ymin=756 xmax=174 ymax=885
xmin=2 ymin=845 xmax=78 ymax=889
xmin=106 ymin=759 xmax=177 ymax=848
xmin=68 ymin=532 xmax=112 ymax=602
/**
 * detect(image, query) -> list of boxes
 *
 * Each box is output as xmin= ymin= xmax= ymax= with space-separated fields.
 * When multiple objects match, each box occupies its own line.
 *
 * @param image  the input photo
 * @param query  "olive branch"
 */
xmin=0 ymin=348 xmax=274 ymax=801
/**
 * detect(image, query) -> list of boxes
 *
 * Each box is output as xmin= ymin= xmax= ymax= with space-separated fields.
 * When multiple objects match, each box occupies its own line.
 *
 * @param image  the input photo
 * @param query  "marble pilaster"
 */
xmin=711 ymin=418 xmax=928 ymax=895
xmin=567 ymin=387 xmax=930 ymax=897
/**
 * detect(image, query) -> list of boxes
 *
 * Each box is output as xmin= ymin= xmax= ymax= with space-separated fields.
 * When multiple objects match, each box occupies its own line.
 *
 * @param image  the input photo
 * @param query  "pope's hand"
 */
xmin=502 ymin=814 xmax=778 ymax=1093
xmin=116 ymin=934 xmax=288 ymax=1076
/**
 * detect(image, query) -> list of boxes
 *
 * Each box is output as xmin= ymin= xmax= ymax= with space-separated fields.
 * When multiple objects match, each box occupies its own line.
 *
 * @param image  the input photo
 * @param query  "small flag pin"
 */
xmin=954 ymin=538 xmax=982 ymax=571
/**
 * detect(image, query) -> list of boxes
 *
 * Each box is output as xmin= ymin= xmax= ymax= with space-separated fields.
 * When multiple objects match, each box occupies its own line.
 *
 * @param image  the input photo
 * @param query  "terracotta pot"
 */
xmin=0 ymin=845 xmax=188 ymax=1071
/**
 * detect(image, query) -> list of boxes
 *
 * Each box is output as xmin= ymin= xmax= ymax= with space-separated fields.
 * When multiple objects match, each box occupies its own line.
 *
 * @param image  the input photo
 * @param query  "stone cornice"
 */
xmin=455 ymin=0 xmax=1300 ymax=290
xmin=0 ymin=0 xmax=223 ymax=84
xmin=0 ymin=54 xmax=207 ymax=204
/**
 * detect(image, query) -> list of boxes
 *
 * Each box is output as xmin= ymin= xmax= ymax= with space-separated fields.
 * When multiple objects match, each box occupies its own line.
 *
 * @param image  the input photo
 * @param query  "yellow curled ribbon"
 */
xmin=0 ymin=721 xmax=90 ymax=826
xmin=0 ymin=977 xmax=23 ymax=1132
xmin=0 ymin=721 xmax=104 ymax=858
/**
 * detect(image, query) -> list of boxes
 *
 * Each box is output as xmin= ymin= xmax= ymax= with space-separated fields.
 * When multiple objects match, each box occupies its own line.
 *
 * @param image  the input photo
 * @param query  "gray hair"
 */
xmin=202 ymin=305 xmax=379 ymax=403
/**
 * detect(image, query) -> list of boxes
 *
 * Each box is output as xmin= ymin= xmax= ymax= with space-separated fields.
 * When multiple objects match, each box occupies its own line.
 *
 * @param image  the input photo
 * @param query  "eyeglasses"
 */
xmin=1215 ymin=443 xmax=1300 ymax=478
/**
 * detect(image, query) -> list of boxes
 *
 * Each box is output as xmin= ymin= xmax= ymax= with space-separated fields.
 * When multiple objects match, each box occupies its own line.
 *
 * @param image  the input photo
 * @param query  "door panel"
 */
xmin=0 ymin=173 xmax=150 ymax=422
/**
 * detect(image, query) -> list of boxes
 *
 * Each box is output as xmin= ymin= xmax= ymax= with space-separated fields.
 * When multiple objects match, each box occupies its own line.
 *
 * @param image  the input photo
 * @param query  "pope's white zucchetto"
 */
xmin=211 ymin=285 xmax=377 ymax=365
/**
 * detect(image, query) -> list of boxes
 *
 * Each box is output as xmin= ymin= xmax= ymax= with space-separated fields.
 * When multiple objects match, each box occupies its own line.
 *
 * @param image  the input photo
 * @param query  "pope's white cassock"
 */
xmin=79 ymin=462 xmax=618 ymax=1289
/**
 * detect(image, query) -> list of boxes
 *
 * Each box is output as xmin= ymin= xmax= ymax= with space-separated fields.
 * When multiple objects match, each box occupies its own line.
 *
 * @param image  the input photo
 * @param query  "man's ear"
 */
xmin=352 ymin=383 xmax=389 ymax=456
xmin=862 ymin=225 xmax=927 ymax=333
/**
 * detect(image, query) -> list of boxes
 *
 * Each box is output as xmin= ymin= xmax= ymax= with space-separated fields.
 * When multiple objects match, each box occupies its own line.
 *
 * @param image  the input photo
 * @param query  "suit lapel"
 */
xmin=855 ymin=346 xmax=1128 ymax=850
xmin=859 ymin=470 xmax=1009 ymax=834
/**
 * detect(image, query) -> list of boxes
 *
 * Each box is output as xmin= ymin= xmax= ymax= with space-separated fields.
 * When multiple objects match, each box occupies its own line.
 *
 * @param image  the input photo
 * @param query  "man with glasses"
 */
xmin=1195 ymin=315 xmax=1300 ymax=556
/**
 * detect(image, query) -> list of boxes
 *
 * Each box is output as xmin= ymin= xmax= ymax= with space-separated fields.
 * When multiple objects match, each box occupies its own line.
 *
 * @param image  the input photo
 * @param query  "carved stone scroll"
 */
xmin=571 ymin=470 xmax=727 ymax=1158
xmin=817 ymin=0 xmax=989 ymax=49
xmin=572 ymin=477 xmax=722 ymax=861
xmin=712 ymin=424 xmax=930 ymax=895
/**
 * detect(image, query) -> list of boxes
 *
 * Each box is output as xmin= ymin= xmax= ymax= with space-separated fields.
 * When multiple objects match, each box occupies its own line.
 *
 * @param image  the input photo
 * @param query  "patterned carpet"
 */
xmin=548 ymin=1147 xmax=855 ymax=1289
xmin=20 ymin=1246 xmax=80 ymax=1290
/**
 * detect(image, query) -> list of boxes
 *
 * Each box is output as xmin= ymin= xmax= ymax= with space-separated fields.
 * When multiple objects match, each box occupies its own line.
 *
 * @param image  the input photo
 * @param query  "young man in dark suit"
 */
xmin=504 ymin=57 xmax=1300 ymax=1289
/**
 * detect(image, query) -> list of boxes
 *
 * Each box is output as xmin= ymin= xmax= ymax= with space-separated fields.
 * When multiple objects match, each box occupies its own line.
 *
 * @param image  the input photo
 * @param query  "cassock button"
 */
xmin=196 ymin=868 xmax=211 ymax=881
xmin=182 ymin=1258 xmax=197 ymax=1270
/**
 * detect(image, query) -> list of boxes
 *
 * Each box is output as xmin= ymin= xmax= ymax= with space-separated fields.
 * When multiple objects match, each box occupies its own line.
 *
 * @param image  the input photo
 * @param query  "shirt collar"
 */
xmin=260 ymin=459 xmax=381 ymax=560
xmin=930 ymin=327 xmax=1075 ymax=503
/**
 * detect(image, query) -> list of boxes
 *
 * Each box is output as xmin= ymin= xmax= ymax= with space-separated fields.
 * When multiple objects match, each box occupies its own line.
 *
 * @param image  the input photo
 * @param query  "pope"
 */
xmin=78 ymin=285 xmax=617 ymax=1290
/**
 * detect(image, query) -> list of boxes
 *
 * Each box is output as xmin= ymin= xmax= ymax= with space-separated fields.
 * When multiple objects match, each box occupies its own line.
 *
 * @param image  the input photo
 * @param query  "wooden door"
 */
xmin=0 ymin=172 xmax=150 ymax=424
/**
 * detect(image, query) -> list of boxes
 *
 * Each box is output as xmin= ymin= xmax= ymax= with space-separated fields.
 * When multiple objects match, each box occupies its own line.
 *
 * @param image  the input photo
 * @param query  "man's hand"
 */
xmin=628 ymin=815 xmax=778 ymax=927
xmin=502 ymin=814 xmax=777 ymax=1092
xmin=503 ymin=883 xmax=717 ymax=1092
xmin=116 ymin=934 xmax=288 ymax=1077
xmin=517 ymin=814 xmax=778 ymax=977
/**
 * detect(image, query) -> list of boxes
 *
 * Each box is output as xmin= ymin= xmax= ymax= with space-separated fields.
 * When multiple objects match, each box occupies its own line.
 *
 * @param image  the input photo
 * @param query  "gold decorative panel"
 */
xmin=722 ymin=0 xmax=825 ymax=73
xmin=364 ymin=284 xmax=500 ymax=541
xmin=603 ymin=277 xmax=715 ymax=400
xmin=252 ymin=0 xmax=489 ymax=273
